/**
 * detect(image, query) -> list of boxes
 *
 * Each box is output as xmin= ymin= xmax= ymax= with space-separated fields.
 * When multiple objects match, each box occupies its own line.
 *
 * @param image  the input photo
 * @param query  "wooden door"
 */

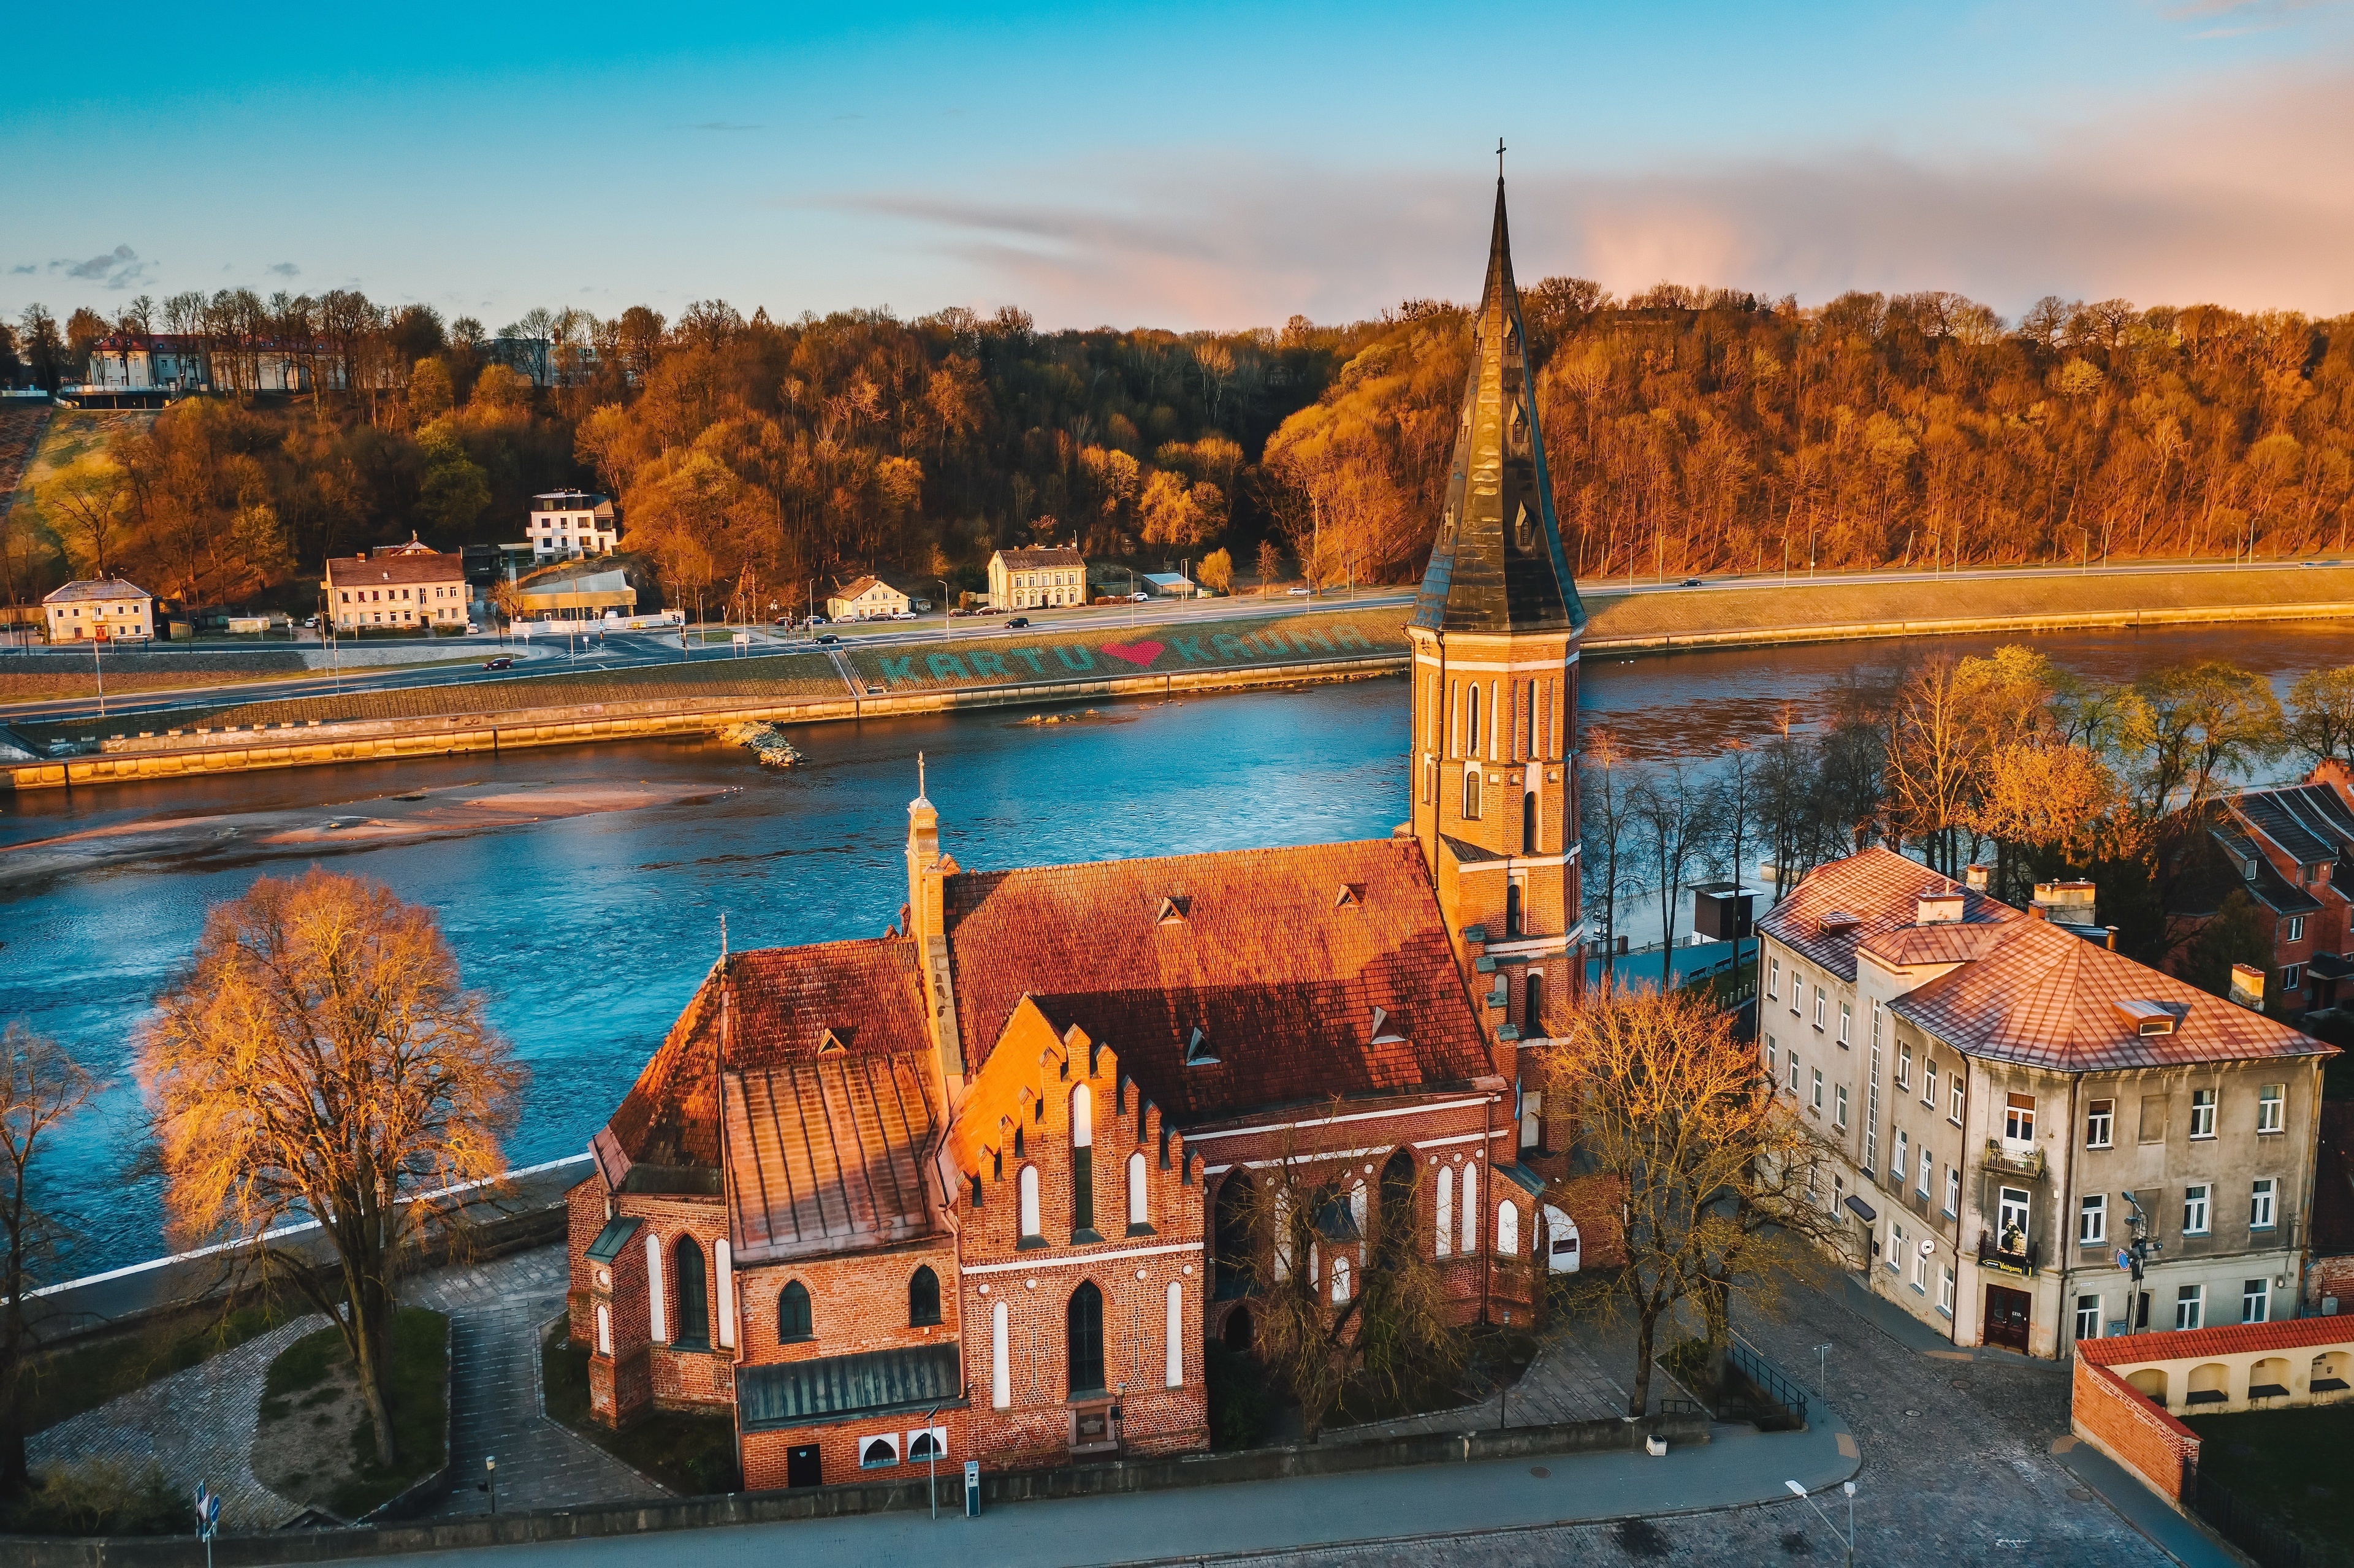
xmin=1984 ymin=1284 xmax=2032 ymax=1352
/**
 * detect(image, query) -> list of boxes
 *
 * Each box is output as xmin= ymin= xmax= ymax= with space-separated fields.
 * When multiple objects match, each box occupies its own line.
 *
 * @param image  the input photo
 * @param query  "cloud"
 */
xmin=690 ymin=120 xmax=761 ymax=132
xmin=268 ymin=261 xmax=300 ymax=277
xmin=50 ymin=245 xmax=152 ymax=290
xmin=8 ymin=264 xmax=34 ymax=275
xmin=813 ymin=60 xmax=2354 ymax=330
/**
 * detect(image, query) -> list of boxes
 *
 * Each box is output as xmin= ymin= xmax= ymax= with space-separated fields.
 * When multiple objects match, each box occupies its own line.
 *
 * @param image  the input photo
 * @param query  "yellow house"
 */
xmin=987 ymin=547 xmax=1086 ymax=610
xmin=825 ymin=576 xmax=910 ymax=621
xmin=43 ymin=579 xmax=154 ymax=642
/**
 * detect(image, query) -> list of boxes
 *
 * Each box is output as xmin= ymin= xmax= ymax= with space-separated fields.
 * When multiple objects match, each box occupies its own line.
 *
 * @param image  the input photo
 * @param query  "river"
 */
xmin=7 ymin=620 xmax=2353 ymax=1275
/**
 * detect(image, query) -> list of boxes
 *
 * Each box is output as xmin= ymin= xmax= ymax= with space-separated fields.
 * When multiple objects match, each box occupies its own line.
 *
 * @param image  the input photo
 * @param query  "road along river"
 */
xmin=6 ymin=620 xmax=2352 ymax=1274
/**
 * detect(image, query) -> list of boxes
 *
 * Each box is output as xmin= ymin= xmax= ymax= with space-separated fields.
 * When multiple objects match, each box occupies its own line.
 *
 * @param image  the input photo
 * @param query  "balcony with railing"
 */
xmin=1981 ymin=1139 xmax=2046 ymax=1181
xmin=1976 ymin=1228 xmax=2040 ymax=1277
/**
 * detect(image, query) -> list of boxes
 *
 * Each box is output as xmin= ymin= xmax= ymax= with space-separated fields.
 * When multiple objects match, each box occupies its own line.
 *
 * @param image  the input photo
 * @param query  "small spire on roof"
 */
xmin=915 ymin=751 xmax=929 ymax=807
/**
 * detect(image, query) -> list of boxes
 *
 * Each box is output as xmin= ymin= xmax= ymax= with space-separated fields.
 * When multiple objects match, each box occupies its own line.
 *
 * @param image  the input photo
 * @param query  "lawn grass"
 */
xmin=254 ymin=1307 xmax=449 ymax=1521
xmin=839 ymin=604 xmax=1411 ymax=693
xmin=2184 ymin=1403 xmax=2354 ymax=1561
xmin=23 ymin=1298 xmax=300 ymax=1436
xmin=540 ymin=1321 xmax=737 ymax=1496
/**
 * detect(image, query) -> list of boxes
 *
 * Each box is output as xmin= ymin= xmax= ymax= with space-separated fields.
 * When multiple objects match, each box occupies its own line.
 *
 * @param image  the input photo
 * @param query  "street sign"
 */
xmin=2117 ymin=1250 xmax=2133 ymax=1271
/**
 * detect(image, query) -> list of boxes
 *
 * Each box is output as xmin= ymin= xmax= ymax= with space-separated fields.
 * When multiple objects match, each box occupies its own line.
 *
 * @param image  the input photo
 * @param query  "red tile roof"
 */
xmin=1891 ymin=915 xmax=2331 ymax=1072
xmin=1760 ymin=847 xmax=2015 ymax=981
xmin=324 ymin=550 xmax=465 ymax=587
xmin=942 ymin=838 xmax=1493 ymax=1125
xmin=2080 ymin=1315 xmax=2354 ymax=1366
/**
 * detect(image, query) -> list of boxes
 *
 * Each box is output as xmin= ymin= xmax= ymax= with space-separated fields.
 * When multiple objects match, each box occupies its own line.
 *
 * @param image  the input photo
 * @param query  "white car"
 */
xmin=1130 ymin=592 xmax=1150 ymax=602
xmin=891 ymin=611 xmax=918 ymax=621
xmin=465 ymin=622 xmax=479 ymax=634
xmin=1287 ymin=587 xmax=1311 ymax=596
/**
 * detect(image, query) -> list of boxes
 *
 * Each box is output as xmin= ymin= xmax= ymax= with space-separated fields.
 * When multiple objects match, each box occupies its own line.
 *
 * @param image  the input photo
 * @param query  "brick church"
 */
xmin=564 ymin=178 xmax=1609 ymax=1490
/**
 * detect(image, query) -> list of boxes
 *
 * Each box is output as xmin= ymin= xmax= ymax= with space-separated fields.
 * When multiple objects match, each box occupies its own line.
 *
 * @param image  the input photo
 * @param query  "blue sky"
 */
xmin=7 ymin=0 xmax=2353 ymax=330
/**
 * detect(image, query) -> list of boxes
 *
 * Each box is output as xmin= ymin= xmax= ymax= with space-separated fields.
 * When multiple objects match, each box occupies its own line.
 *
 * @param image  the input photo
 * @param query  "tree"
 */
xmin=1255 ymin=538 xmax=1283 ymax=590
xmin=139 ymin=870 xmax=525 ymax=1466
xmin=2119 ymin=661 xmax=2285 ymax=816
xmin=1632 ymin=762 xmax=1710 ymax=970
xmin=33 ymin=455 xmax=131 ymax=580
xmin=408 ymin=357 xmax=454 ymax=421
xmin=0 ymin=1024 xmax=93 ymax=1494
xmin=1579 ymin=726 xmax=1644 ymax=986
xmin=1227 ymin=1133 xmax=1461 ymax=1441
xmin=1196 ymin=547 xmax=1233 ymax=593
xmin=16 ymin=309 xmax=66 ymax=394
xmin=2287 ymin=667 xmax=2354 ymax=770
xmin=414 ymin=425 xmax=491 ymax=539
xmin=2181 ymin=890 xmax=2273 ymax=1005
xmin=1539 ymin=986 xmax=1833 ymax=1417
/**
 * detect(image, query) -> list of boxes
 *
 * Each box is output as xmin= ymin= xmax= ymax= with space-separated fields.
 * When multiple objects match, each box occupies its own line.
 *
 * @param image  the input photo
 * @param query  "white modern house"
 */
xmin=528 ymin=492 xmax=619 ymax=561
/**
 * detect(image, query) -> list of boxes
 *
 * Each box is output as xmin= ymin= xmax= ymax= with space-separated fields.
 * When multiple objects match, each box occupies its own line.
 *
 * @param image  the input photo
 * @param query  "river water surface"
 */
xmin=7 ymin=620 xmax=2353 ymax=1273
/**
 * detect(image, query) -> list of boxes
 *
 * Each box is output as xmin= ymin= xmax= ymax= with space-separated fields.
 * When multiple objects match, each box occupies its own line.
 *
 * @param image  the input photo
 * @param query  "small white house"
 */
xmin=44 ymin=579 xmax=154 ymax=642
xmin=825 ymin=576 xmax=911 ymax=622
xmin=528 ymin=492 xmax=619 ymax=561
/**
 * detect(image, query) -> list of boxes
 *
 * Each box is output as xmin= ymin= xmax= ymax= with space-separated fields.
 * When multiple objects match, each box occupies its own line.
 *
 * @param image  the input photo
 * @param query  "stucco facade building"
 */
xmin=562 ymin=180 xmax=1611 ymax=1490
xmin=1759 ymin=848 xmax=2336 ymax=1361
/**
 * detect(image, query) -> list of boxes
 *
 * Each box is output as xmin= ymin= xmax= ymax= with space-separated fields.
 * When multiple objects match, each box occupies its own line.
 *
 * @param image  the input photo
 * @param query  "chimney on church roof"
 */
xmin=1410 ymin=168 xmax=1586 ymax=637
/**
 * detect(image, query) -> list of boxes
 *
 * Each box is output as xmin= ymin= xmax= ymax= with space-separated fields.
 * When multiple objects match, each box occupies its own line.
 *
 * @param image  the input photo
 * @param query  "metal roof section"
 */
xmin=584 ymin=1215 xmax=641 ymax=1264
xmin=736 ymin=1342 xmax=965 ymax=1432
xmin=1411 ymin=178 xmax=1585 ymax=638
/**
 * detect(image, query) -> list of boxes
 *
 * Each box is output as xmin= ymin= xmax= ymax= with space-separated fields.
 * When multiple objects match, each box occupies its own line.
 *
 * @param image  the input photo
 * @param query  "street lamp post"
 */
xmin=940 ymin=580 xmax=952 ymax=644
xmin=484 ymin=1454 xmax=498 ymax=1514
xmin=1784 ymin=1480 xmax=1856 ymax=1567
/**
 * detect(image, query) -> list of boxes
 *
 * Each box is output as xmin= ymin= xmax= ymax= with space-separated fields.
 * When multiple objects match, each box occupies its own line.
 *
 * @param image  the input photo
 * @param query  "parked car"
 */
xmin=807 ymin=615 xmax=829 ymax=626
xmin=482 ymin=657 xmax=514 ymax=670
xmin=891 ymin=611 xmax=918 ymax=621
xmin=302 ymin=615 xmax=319 ymax=629
xmin=774 ymin=615 xmax=793 ymax=626
xmin=1287 ymin=587 xmax=1311 ymax=596
xmin=465 ymin=621 xmax=479 ymax=633
xmin=816 ymin=633 xmax=841 ymax=645
xmin=1130 ymin=592 xmax=1150 ymax=602
xmin=1004 ymin=615 xmax=1030 ymax=628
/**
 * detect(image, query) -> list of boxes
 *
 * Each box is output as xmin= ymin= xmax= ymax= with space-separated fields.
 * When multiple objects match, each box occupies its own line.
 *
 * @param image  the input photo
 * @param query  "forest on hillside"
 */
xmin=5 ymin=281 xmax=2353 ymax=615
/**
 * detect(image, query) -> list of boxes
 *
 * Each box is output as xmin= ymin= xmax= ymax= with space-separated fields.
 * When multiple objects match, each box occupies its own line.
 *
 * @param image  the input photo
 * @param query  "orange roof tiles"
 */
xmin=1892 ymin=915 xmax=2331 ymax=1072
xmin=1760 ymin=847 xmax=2017 ymax=981
xmin=942 ymin=839 xmax=1492 ymax=1125
xmin=2080 ymin=1315 xmax=2354 ymax=1366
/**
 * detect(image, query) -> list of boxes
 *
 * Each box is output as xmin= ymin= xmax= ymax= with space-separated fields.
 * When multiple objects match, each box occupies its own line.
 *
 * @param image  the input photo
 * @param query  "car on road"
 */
xmin=466 ymin=622 xmax=479 ymax=633
xmin=815 ymin=633 xmax=841 ymax=645
xmin=482 ymin=657 xmax=514 ymax=670
xmin=1004 ymin=615 xmax=1030 ymax=628
xmin=1130 ymin=592 xmax=1150 ymax=602
xmin=1680 ymin=577 xmax=1705 ymax=587
xmin=774 ymin=616 xmax=793 ymax=626
xmin=302 ymin=615 xmax=319 ymax=629
xmin=891 ymin=611 xmax=918 ymax=621
xmin=1287 ymin=587 xmax=1311 ymax=596
xmin=807 ymin=615 xmax=828 ymax=626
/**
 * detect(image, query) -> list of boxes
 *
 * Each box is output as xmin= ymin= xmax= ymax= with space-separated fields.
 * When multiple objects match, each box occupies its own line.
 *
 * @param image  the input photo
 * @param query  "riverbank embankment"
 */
xmin=9 ymin=565 xmax=2351 ymax=792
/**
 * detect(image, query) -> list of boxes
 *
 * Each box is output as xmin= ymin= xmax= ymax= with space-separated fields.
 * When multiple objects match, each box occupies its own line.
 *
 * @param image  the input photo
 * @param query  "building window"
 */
xmin=909 ymin=1265 xmax=942 ymax=1326
xmin=1766 ymin=1036 xmax=1777 ymax=1075
xmin=2176 ymin=1284 xmax=2204 ymax=1331
xmin=2251 ymin=1178 xmax=2277 ymax=1230
xmin=2190 ymin=1089 xmax=2216 ymax=1140
xmin=1811 ymin=1068 xmax=1824 ymax=1112
xmin=1067 ymin=1281 xmax=1106 ymax=1396
xmin=1164 ymin=1281 xmax=1184 ymax=1388
xmin=1127 ymin=1150 xmax=1150 ymax=1232
xmin=861 ymin=1434 xmax=899 ymax=1469
xmin=2080 ymin=1195 xmax=2107 ymax=1246
xmin=2076 ymin=1294 xmax=2102 ymax=1342
xmin=671 ymin=1237 xmax=708 ymax=1349
xmin=2184 ymin=1184 xmax=2211 ymax=1235
xmin=1923 ymin=1059 xmax=1937 ymax=1108
xmin=595 ymin=1301 xmax=612 ymax=1356
xmin=1436 ymin=1165 xmax=1454 ymax=1257
xmin=1767 ymin=958 xmax=1780 ymax=999
xmin=2242 ymin=1278 xmax=2270 ymax=1325
xmin=1496 ymin=1200 xmax=1520 ymax=1255
xmin=1887 ymin=1220 xmax=1905 ymax=1271
xmin=1787 ymin=1052 xmax=1800 ymax=1095
xmin=1519 ymin=1089 xmax=1544 ymax=1151
xmin=1896 ymin=1045 xmax=1911 ymax=1090
xmin=2258 ymin=1084 xmax=2284 ymax=1134
xmin=1791 ymin=971 xmax=1804 ymax=1016
xmin=908 ymin=1426 xmax=946 ymax=1462
xmin=1910 ymin=1242 xmax=1928 ymax=1293
xmin=1918 ymin=1147 xmax=1932 ymax=1199
xmin=1998 ymin=1186 xmax=2031 ymax=1247
xmin=1938 ymin=1265 xmax=1956 ymax=1316
xmin=1019 ymin=1165 xmax=1042 ymax=1241
xmin=1070 ymin=1085 xmax=1095 ymax=1238
xmin=779 ymin=1280 xmax=813 ymax=1342
xmin=1838 ymin=1003 xmax=1851 ymax=1045
xmin=1460 ymin=1163 xmax=1479 ymax=1254
xmin=1813 ymin=987 xmax=1827 ymax=1029
xmin=991 ymin=1300 xmax=1010 ymax=1407
xmin=2286 ymin=915 xmax=2306 ymax=942
xmin=2282 ymin=964 xmax=2302 ymax=992
xmin=2004 ymin=1093 xmax=2035 ymax=1143
xmin=644 ymin=1231 xmax=667 ymax=1342
xmin=1948 ymin=1075 xmax=1964 ymax=1126
xmin=2086 ymin=1099 xmax=2114 ymax=1149
xmin=1894 ymin=1129 xmax=1908 ymax=1187
xmin=1943 ymin=1165 xmax=1959 ymax=1217
xmin=1835 ymin=1084 xmax=1848 ymax=1129
xmin=1463 ymin=767 xmax=1481 ymax=820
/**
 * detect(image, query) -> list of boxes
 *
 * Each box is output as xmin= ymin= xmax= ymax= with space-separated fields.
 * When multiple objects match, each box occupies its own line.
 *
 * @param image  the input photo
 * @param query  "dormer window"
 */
xmin=1818 ymin=911 xmax=1861 ymax=936
xmin=2110 ymin=999 xmax=2181 ymax=1037
xmin=1370 ymin=1007 xmax=1407 ymax=1045
xmin=1335 ymin=885 xmax=1363 ymax=908
xmin=1156 ymin=894 xmax=1190 ymax=924
xmin=1184 ymin=1026 xmax=1217 ymax=1066
xmin=816 ymin=1027 xmax=847 ymax=1055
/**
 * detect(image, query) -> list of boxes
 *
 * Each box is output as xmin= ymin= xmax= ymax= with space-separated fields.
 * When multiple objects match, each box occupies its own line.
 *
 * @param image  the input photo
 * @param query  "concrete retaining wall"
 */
xmin=1582 ymin=596 xmax=2354 ymax=656
xmin=0 ymin=1410 xmax=1708 ymax=1567
xmin=4 ymin=655 xmax=1403 ymax=793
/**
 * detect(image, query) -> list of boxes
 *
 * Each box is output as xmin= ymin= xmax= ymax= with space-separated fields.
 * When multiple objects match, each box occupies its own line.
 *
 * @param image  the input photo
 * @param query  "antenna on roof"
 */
xmin=918 ymin=751 xmax=928 ymax=803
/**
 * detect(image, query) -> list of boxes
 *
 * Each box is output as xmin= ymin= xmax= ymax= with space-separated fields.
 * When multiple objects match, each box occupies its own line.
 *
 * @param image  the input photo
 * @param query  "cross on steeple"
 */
xmin=1496 ymin=137 xmax=1506 ymax=180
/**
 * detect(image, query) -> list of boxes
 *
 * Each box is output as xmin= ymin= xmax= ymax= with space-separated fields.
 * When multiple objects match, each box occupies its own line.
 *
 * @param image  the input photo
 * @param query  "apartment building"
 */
xmin=1759 ymin=848 xmax=2335 ymax=1360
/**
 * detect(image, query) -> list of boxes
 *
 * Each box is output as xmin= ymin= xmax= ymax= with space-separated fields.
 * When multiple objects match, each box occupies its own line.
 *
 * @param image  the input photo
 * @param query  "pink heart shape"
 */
xmin=1100 ymin=640 xmax=1165 ymax=668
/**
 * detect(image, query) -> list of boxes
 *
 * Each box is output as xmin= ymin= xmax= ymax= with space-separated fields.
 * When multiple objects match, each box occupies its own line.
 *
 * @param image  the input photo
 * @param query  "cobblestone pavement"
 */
xmin=406 ymin=1246 xmax=665 ymax=1517
xmin=28 ymin=1314 xmax=326 ymax=1532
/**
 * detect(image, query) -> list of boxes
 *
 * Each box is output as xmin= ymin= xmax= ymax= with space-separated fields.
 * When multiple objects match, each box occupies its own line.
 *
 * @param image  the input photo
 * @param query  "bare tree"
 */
xmin=0 ymin=1024 xmax=93 ymax=1494
xmin=1632 ymin=761 xmax=1709 ymax=980
xmin=139 ymin=870 xmax=525 ymax=1466
xmin=1579 ymin=726 xmax=1645 ymax=987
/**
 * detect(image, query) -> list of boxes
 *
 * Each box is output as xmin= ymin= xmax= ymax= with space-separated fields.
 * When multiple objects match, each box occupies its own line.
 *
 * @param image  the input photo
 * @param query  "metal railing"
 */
xmin=1976 ymin=1229 xmax=2041 ymax=1276
xmin=1981 ymin=1139 xmax=2047 ymax=1180
xmin=1722 ymin=1334 xmax=1809 ymax=1431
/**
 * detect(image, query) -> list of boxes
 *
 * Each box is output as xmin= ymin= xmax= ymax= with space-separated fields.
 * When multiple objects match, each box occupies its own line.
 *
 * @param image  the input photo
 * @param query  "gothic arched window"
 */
xmin=909 ymin=1265 xmax=942 ymax=1326
xmin=671 ymin=1236 xmax=708 ymax=1349
xmin=779 ymin=1279 xmax=813 ymax=1342
xmin=1067 ymin=1281 xmax=1106 ymax=1396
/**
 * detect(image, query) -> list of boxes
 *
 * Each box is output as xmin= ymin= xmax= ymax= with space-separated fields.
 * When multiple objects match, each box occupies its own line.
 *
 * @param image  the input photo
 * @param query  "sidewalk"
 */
xmin=2052 ymin=1438 xmax=2238 ymax=1568
xmin=308 ymin=1409 xmax=1857 ymax=1568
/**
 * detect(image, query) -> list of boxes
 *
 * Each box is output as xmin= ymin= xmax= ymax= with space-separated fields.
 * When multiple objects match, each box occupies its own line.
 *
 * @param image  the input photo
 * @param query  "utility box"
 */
xmin=1692 ymin=883 xmax=1756 ymax=942
xmin=964 ymin=1459 xmax=981 ymax=1518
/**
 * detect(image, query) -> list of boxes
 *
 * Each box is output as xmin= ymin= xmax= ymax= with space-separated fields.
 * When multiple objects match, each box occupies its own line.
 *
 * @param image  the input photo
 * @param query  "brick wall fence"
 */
xmin=2070 ymin=1354 xmax=2199 ymax=1502
xmin=0 ymin=1408 xmax=1708 ymax=1568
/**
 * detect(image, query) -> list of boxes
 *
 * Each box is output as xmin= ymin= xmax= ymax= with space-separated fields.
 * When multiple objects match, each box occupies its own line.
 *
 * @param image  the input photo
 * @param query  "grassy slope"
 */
xmin=838 ymin=605 xmax=1412 ymax=691
xmin=1580 ymin=565 xmax=2354 ymax=645
xmin=256 ymin=1307 xmax=449 ymax=1520
xmin=539 ymin=1322 xmax=735 ymax=1496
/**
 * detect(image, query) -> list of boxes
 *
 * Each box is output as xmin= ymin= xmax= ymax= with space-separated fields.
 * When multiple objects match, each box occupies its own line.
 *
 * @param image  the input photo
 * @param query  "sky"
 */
xmin=6 ymin=0 xmax=2354 ymax=333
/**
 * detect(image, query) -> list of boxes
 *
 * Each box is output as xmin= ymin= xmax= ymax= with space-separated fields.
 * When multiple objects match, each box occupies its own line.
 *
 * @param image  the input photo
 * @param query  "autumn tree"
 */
xmin=2118 ymin=660 xmax=2284 ymax=816
xmin=1196 ymin=548 xmax=1233 ymax=593
xmin=32 ymin=456 xmax=131 ymax=580
xmin=139 ymin=870 xmax=525 ymax=1467
xmin=0 ymin=1024 xmax=93 ymax=1494
xmin=1540 ymin=986 xmax=1835 ymax=1416
xmin=2288 ymin=667 xmax=2354 ymax=770
xmin=1228 ymin=1134 xmax=1461 ymax=1440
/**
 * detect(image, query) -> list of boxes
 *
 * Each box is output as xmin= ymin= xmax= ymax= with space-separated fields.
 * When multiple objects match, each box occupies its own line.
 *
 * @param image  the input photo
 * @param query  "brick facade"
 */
xmin=2071 ymin=1353 xmax=2199 ymax=1502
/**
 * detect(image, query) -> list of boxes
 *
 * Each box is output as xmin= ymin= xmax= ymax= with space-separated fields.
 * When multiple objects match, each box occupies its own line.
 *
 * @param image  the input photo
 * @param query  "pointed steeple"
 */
xmin=1411 ymin=175 xmax=1585 ymax=635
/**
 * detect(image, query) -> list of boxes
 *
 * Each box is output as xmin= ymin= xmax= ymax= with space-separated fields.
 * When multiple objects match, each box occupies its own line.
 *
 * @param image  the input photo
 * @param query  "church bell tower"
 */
xmin=1407 ymin=170 xmax=1586 ymax=1040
